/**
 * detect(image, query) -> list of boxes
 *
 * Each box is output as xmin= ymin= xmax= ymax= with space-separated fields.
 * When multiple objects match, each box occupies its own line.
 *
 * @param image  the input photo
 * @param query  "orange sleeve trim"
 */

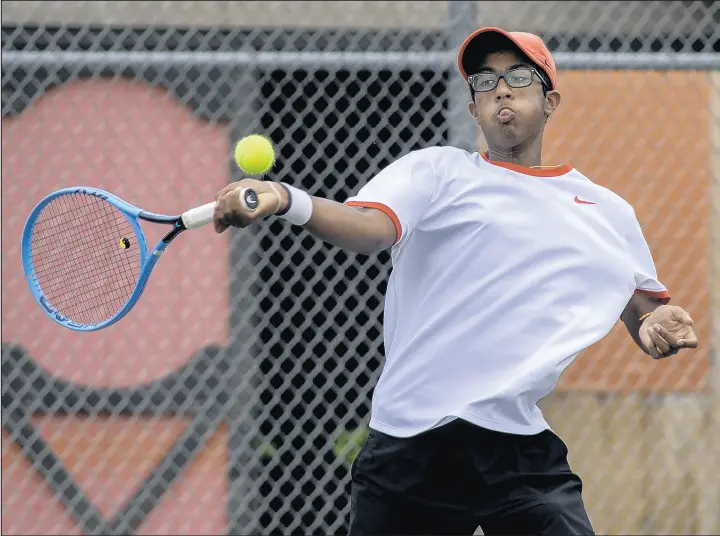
xmin=346 ymin=201 xmax=402 ymax=243
xmin=634 ymin=288 xmax=671 ymax=303
xmin=481 ymin=152 xmax=573 ymax=177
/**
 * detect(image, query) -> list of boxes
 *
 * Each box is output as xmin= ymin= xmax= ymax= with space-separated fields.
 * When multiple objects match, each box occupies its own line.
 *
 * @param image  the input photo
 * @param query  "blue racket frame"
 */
xmin=22 ymin=186 xmax=185 ymax=332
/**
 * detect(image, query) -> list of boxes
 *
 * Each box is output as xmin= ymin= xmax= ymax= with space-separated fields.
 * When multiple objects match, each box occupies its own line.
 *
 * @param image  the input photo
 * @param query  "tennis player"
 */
xmin=213 ymin=27 xmax=699 ymax=535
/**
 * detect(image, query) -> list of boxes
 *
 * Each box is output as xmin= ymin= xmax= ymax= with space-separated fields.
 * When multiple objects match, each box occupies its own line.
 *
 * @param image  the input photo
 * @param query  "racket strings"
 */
xmin=34 ymin=196 xmax=141 ymax=321
xmin=30 ymin=193 xmax=143 ymax=325
xmin=32 ymin=200 xmax=139 ymax=323
xmin=32 ymin=196 xmax=141 ymax=323
xmin=33 ymin=197 xmax=140 ymax=296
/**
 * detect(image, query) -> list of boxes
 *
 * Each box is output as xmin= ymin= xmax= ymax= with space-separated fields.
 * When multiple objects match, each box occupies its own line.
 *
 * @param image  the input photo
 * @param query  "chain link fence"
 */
xmin=2 ymin=1 xmax=719 ymax=535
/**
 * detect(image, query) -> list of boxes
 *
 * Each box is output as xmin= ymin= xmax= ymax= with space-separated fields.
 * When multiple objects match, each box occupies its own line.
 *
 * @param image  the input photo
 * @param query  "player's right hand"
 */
xmin=213 ymin=179 xmax=288 ymax=234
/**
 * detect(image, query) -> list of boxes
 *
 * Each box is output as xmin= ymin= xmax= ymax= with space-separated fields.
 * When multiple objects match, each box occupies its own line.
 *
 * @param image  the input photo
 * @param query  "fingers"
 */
xmin=677 ymin=331 xmax=699 ymax=349
xmin=652 ymin=324 xmax=682 ymax=347
xmin=647 ymin=327 xmax=671 ymax=358
xmin=214 ymin=181 xmax=244 ymax=203
xmin=213 ymin=220 xmax=229 ymax=234
xmin=654 ymin=324 xmax=699 ymax=350
xmin=212 ymin=181 xmax=280 ymax=233
xmin=671 ymin=306 xmax=694 ymax=326
xmin=646 ymin=342 xmax=662 ymax=359
xmin=644 ymin=318 xmax=699 ymax=359
xmin=213 ymin=189 xmax=250 ymax=231
xmin=213 ymin=182 xmax=246 ymax=233
xmin=214 ymin=178 xmax=269 ymax=202
xmin=647 ymin=324 xmax=683 ymax=359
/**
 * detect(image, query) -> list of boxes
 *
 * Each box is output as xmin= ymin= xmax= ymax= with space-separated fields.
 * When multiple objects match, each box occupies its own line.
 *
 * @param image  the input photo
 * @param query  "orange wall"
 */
xmin=544 ymin=71 xmax=710 ymax=392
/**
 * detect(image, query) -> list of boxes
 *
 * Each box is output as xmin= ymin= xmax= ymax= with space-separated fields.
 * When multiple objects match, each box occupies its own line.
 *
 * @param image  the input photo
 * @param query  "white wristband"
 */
xmin=276 ymin=183 xmax=313 ymax=226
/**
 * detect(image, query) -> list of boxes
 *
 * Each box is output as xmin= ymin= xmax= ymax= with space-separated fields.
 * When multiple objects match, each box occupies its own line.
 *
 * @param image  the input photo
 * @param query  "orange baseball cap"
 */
xmin=457 ymin=27 xmax=558 ymax=90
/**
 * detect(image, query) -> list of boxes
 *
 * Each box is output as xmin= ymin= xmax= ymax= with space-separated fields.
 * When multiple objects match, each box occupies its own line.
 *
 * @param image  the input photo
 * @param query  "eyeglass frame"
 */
xmin=467 ymin=66 xmax=550 ymax=97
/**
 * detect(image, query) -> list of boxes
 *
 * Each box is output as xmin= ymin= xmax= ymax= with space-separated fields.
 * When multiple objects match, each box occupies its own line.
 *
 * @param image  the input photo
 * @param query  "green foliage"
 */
xmin=333 ymin=427 xmax=368 ymax=466
xmin=257 ymin=441 xmax=278 ymax=459
xmin=255 ymin=426 xmax=368 ymax=466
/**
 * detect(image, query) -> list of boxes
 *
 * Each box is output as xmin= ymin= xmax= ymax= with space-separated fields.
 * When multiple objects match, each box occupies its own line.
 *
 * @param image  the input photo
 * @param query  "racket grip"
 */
xmin=181 ymin=189 xmax=259 ymax=230
xmin=181 ymin=202 xmax=216 ymax=229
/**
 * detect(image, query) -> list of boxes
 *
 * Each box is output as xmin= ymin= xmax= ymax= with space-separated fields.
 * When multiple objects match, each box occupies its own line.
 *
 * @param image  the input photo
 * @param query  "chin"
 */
xmin=487 ymin=131 xmax=522 ymax=149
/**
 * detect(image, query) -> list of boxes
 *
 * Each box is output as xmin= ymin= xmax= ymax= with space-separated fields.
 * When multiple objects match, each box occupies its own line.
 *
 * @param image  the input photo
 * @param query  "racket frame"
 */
xmin=22 ymin=186 xmax=189 ymax=332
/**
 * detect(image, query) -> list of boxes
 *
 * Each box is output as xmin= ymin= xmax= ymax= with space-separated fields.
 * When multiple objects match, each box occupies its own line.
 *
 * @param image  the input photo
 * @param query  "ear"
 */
xmin=468 ymin=101 xmax=479 ymax=123
xmin=544 ymin=89 xmax=561 ymax=118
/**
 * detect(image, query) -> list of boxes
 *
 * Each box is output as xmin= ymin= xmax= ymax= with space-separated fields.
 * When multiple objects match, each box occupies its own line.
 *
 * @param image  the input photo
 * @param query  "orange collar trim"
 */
xmin=481 ymin=152 xmax=573 ymax=177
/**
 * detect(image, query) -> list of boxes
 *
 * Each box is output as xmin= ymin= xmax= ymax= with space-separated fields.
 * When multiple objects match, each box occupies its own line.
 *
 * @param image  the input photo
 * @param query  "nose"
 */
xmin=495 ymin=77 xmax=513 ymax=100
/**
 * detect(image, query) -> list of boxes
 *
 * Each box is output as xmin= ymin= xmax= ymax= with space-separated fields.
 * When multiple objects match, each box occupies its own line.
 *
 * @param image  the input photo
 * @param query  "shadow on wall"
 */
xmin=1 ymin=342 xmax=231 ymax=534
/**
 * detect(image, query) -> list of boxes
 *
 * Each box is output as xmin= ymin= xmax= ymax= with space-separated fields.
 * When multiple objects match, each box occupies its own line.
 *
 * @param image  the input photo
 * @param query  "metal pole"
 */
xmin=3 ymin=50 xmax=719 ymax=70
xmin=446 ymin=1 xmax=479 ymax=152
xmin=708 ymin=71 xmax=720 ymax=534
xmin=225 ymin=66 xmax=269 ymax=534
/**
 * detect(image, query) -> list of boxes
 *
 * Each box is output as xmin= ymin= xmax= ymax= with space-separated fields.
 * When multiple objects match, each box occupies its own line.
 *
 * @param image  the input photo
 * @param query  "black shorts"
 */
xmin=348 ymin=418 xmax=594 ymax=535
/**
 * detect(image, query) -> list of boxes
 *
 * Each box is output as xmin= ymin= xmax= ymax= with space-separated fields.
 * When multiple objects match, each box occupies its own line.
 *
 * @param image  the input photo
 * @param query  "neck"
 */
xmin=486 ymin=136 xmax=543 ymax=168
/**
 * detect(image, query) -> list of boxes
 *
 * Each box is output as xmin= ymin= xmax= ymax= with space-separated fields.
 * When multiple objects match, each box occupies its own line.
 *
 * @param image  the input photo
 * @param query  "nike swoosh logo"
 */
xmin=574 ymin=196 xmax=596 ymax=205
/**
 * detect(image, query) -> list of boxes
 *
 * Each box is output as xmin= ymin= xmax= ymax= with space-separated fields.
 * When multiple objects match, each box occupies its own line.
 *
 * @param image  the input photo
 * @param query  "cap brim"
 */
xmin=458 ymin=27 xmax=529 ymax=81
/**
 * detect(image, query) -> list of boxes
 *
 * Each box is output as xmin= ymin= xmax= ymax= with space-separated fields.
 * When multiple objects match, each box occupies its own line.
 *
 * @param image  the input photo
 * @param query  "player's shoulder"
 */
xmin=386 ymin=146 xmax=471 ymax=180
xmin=570 ymin=168 xmax=638 ymax=218
xmin=410 ymin=145 xmax=471 ymax=162
xmin=399 ymin=145 xmax=473 ymax=172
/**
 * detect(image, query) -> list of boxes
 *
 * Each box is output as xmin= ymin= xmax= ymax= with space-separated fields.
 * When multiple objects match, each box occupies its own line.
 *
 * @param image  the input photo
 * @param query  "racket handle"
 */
xmin=181 ymin=202 xmax=216 ymax=229
xmin=181 ymin=189 xmax=260 ymax=230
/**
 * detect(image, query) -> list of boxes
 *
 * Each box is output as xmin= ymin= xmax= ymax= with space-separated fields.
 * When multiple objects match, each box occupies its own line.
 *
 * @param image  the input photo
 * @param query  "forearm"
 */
xmin=621 ymin=293 xmax=664 ymax=354
xmin=623 ymin=312 xmax=654 ymax=355
xmin=213 ymin=179 xmax=398 ymax=254
xmin=298 ymin=197 xmax=394 ymax=254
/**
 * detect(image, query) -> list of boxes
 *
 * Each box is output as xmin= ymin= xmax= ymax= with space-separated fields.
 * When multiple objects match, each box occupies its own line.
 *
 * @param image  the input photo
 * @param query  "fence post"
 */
xmin=226 ymin=65 xmax=267 ymax=534
xmin=706 ymin=70 xmax=720 ymax=534
xmin=446 ymin=1 xmax=479 ymax=153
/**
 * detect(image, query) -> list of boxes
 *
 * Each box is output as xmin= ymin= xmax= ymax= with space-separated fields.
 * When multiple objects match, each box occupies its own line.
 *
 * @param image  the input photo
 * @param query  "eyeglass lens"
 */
xmin=471 ymin=68 xmax=534 ymax=92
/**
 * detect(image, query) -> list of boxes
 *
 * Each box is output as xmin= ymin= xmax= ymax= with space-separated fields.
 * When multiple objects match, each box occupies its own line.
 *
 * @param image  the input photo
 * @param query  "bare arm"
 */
xmin=212 ymin=179 xmax=398 ymax=255
xmin=303 ymin=197 xmax=398 ymax=254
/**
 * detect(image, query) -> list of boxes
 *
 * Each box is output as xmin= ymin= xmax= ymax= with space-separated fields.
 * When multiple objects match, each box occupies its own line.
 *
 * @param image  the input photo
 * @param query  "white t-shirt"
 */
xmin=344 ymin=146 xmax=669 ymax=437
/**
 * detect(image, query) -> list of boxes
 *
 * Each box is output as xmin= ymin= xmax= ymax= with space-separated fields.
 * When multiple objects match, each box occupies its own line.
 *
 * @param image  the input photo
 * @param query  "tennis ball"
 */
xmin=234 ymin=134 xmax=276 ymax=176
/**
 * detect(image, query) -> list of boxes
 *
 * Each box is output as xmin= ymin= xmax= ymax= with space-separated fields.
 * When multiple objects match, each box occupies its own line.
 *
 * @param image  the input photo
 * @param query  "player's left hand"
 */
xmin=639 ymin=305 xmax=699 ymax=359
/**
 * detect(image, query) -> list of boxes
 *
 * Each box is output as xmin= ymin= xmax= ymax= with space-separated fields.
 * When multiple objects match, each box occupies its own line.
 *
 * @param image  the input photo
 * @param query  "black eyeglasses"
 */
xmin=468 ymin=67 xmax=549 ymax=93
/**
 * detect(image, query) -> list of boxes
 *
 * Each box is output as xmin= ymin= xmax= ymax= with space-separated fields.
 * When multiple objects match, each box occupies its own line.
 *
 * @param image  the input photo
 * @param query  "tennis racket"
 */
xmin=21 ymin=186 xmax=259 ymax=332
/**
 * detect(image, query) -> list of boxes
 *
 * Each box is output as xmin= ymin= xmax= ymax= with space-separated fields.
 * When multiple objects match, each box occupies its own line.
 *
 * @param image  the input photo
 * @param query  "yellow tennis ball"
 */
xmin=234 ymin=134 xmax=276 ymax=176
